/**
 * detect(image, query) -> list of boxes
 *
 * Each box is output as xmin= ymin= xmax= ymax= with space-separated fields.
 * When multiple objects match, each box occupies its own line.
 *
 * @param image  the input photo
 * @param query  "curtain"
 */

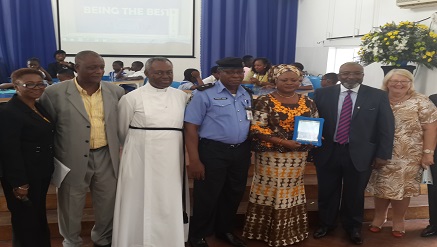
xmin=200 ymin=0 xmax=298 ymax=77
xmin=0 ymin=0 xmax=57 ymax=82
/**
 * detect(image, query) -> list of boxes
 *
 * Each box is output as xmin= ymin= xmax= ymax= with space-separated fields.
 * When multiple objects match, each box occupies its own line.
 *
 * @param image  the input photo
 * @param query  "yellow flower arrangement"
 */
xmin=358 ymin=21 xmax=437 ymax=69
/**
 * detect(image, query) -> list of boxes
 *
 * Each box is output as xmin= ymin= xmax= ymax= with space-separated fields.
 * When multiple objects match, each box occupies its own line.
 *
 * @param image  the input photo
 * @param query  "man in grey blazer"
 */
xmin=312 ymin=62 xmax=395 ymax=245
xmin=39 ymin=50 xmax=125 ymax=247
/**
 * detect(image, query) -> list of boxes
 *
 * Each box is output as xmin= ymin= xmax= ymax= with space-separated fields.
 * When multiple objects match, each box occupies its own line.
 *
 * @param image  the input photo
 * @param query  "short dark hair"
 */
xmin=75 ymin=50 xmax=101 ymax=64
xmin=53 ymin=49 xmax=66 ymax=58
xmin=11 ymin=68 xmax=44 ymax=84
xmin=242 ymin=55 xmax=253 ymax=63
xmin=183 ymin=68 xmax=198 ymax=81
xmin=251 ymin=57 xmax=271 ymax=73
xmin=291 ymin=62 xmax=304 ymax=71
xmin=211 ymin=66 xmax=219 ymax=74
xmin=113 ymin=60 xmax=124 ymax=67
xmin=132 ymin=61 xmax=144 ymax=69
xmin=324 ymin=72 xmax=338 ymax=84
xmin=57 ymin=68 xmax=75 ymax=77
xmin=27 ymin=57 xmax=40 ymax=64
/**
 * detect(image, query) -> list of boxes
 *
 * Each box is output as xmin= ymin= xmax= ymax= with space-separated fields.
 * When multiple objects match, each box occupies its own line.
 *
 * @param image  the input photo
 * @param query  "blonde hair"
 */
xmin=381 ymin=69 xmax=415 ymax=95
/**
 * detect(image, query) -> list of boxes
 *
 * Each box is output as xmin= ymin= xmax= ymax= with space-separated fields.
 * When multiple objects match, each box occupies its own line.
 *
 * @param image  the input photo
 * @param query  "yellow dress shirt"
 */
xmin=74 ymin=79 xmax=107 ymax=149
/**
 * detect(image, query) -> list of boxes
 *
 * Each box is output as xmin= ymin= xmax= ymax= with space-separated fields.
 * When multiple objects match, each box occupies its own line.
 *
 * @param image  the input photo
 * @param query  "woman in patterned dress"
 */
xmin=242 ymin=64 xmax=318 ymax=246
xmin=367 ymin=69 xmax=437 ymax=237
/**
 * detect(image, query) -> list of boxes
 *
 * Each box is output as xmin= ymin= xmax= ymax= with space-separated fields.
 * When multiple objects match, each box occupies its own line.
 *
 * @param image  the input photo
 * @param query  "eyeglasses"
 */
xmin=388 ymin=80 xmax=411 ymax=85
xmin=152 ymin=71 xmax=173 ymax=76
xmin=338 ymin=72 xmax=364 ymax=77
xmin=20 ymin=83 xmax=47 ymax=89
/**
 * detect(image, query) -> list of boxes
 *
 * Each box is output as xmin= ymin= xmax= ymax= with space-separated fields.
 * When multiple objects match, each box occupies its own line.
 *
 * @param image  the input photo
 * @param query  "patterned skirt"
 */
xmin=366 ymin=158 xmax=422 ymax=200
xmin=242 ymin=151 xmax=309 ymax=246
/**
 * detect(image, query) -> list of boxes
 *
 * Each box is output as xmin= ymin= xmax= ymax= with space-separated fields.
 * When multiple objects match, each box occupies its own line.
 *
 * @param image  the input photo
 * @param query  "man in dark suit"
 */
xmin=312 ymin=62 xmax=395 ymax=245
xmin=422 ymin=94 xmax=437 ymax=237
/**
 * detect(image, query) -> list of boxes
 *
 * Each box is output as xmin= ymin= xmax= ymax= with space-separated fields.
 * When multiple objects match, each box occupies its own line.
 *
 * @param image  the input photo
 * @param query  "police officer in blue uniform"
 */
xmin=185 ymin=57 xmax=252 ymax=247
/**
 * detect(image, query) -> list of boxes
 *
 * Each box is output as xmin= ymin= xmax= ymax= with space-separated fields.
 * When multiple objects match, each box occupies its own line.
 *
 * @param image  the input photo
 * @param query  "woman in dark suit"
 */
xmin=0 ymin=68 xmax=54 ymax=247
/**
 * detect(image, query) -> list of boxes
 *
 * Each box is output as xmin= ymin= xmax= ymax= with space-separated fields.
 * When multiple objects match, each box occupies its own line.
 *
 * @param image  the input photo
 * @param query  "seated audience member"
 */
xmin=178 ymin=69 xmax=204 ymax=90
xmin=56 ymin=68 xmax=75 ymax=82
xmin=119 ymin=61 xmax=145 ymax=92
xmin=243 ymin=57 xmax=273 ymax=87
xmin=47 ymin=50 xmax=75 ymax=78
xmin=321 ymin=73 xmax=338 ymax=87
xmin=27 ymin=57 xmax=53 ymax=84
xmin=242 ymin=55 xmax=254 ymax=78
xmin=109 ymin=60 xmax=126 ymax=81
xmin=291 ymin=62 xmax=313 ymax=90
xmin=202 ymin=66 xmax=219 ymax=84
xmin=121 ymin=61 xmax=145 ymax=80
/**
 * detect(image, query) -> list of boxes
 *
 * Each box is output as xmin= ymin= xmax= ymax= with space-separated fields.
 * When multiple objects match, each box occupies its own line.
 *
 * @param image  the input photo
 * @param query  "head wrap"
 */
xmin=272 ymin=64 xmax=302 ymax=80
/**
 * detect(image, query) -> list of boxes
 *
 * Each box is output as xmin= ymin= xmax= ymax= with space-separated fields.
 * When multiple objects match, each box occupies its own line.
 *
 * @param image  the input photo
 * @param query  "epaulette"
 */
xmin=196 ymin=83 xmax=216 ymax=91
xmin=241 ymin=85 xmax=254 ymax=95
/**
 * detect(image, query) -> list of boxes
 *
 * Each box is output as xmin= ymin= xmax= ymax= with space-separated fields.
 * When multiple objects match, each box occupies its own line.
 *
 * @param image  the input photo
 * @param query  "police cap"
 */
xmin=216 ymin=57 xmax=244 ymax=69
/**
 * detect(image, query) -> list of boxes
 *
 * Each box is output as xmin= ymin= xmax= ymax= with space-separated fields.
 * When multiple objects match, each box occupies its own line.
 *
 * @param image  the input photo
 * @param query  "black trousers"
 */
xmin=1 ymin=177 xmax=51 ymax=247
xmin=315 ymin=144 xmax=372 ymax=233
xmin=189 ymin=139 xmax=251 ymax=238
xmin=428 ymin=154 xmax=437 ymax=226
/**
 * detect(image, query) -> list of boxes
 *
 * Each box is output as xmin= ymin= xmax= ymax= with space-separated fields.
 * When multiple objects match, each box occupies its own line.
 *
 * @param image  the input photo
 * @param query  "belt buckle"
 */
xmin=229 ymin=143 xmax=240 ymax=148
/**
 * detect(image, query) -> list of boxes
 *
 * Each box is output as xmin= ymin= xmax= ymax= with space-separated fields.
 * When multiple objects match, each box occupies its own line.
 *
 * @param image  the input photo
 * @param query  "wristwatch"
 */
xmin=423 ymin=149 xmax=435 ymax=154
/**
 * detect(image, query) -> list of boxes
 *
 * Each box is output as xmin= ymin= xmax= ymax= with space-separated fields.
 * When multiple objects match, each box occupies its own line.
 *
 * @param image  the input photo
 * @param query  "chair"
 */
xmin=307 ymin=76 xmax=321 ymax=99
xmin=170 ymin=81 xmax=181 ymax=88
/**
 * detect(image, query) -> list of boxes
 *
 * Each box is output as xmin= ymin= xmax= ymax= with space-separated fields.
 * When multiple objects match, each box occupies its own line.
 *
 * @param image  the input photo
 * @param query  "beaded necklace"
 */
xmin=270 ymin=94 xmax=310 ymax=132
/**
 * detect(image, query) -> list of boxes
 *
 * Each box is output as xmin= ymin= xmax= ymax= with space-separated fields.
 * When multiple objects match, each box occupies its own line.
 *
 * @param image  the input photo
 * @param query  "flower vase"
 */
xmin=381 ymin=65 xmax=416 ymax=76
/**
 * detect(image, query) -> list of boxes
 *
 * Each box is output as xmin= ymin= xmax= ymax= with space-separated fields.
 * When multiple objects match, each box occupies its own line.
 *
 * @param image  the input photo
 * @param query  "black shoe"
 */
xmin=216 ymin=232 xmax=247 ymax=247
xmin=349 ymin=231 xmax=363 ymax=245
xmin=421 ymin=225 xmax=437 ymax=237
xmin=313 ymin=226 xmax=331 ymax=239
xmin=189 ymin=237 xmax=209 ymax=247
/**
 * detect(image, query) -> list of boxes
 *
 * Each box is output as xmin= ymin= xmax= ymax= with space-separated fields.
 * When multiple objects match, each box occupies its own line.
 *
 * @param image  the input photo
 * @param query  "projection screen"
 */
xmin=57 ymin=0 xmax=195 ymax=57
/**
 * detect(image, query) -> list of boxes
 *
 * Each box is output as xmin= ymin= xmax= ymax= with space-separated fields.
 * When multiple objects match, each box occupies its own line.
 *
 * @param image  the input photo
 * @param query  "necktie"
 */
xmin=336 ymin=90 xmax=353 ymax=144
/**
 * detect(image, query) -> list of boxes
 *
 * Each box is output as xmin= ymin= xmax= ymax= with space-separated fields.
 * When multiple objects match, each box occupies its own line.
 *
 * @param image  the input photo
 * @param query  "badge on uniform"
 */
xmin=245 ymin=107 xmax=253 ymax=120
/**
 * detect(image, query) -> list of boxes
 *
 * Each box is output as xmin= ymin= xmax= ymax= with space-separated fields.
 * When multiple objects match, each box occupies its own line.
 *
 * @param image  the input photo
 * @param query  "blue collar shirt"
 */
xmin=184 ymin=81 xmax=251 ymax=144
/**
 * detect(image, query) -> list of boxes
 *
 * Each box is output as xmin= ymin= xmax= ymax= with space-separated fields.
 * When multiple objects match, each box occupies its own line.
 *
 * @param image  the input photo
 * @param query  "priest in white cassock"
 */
xmin=112 ymin=57 xmax=190 ymax=247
